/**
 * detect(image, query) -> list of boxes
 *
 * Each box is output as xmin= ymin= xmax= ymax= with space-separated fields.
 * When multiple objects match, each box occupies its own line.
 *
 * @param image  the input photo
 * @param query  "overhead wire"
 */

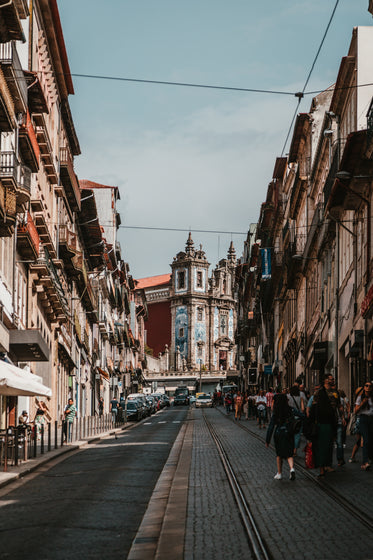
xmin=280 ymin=0 xmax=340 ymax=156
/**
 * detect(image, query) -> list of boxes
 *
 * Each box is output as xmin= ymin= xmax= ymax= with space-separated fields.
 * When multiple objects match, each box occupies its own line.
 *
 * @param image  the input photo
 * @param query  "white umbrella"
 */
xmin=0 ymin=360 xmax=52 ymax=397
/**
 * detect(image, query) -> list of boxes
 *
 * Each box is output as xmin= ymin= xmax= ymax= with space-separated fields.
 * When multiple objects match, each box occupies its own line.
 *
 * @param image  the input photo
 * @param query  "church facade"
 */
xmin=169 ymin=234 xmax=238 ymax=373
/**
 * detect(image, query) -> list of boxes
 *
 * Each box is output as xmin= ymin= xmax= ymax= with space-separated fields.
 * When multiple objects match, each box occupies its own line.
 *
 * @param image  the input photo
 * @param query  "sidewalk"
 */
xmin=0 ymin=422 xmax=132 ymax=489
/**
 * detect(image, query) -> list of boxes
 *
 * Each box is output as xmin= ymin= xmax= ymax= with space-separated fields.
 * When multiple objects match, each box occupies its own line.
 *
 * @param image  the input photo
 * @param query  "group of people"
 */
xmin=220 ymin=377 xmax=373 ymax=480
xmin=222 ymin=387 xmax=277 ymax=428
xmin=265 ymin=375 xmax=373 ymax=480
xmin=17 ymin=398 xmax=77 ymax=443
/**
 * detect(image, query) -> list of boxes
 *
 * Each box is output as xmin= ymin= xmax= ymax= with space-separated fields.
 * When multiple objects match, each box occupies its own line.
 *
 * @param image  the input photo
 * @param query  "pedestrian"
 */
xmin=265 ymin=393 xmax=296 ymax=480
xmin=310 ymin=374 xmax=339 ymax=477
xmin=64 ymin=398 xmax=76 ymax=443
xmin=234 ymin=391 xmax=244 ymax=420
xmin=98 ymin=396 xmax=104 ymax=417
xmin=335 ymin=387 xmax=349 ymax=467
xmin=110 ymin=396 xmax=119 ymax=423
xmin=265 ymin=387 xmax=274 ymax=421
xmin=256 ymin=390 xmax=267 ymax=429
xmin=348 ymin=387 xmax=363 ymax=463
xmin=354 ymin=381 xmax=373 ymax=471
xmin=18 ymin=410 xmax=29 ymax=427
xmin=34 ymin=408 xmax=46 ymax=440
xmin=224 ymin=391 xmax=232 ymax=414
xmin=288 ymin=385 xmax=305 ymax=456
xmin=243 ymin=392 xmax=249 ymax=420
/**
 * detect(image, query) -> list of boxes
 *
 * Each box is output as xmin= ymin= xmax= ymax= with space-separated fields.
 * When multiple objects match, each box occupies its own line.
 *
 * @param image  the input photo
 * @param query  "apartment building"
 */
xmin=238 ymin=26 xmax=373 ymax=400
xmin=0 ymin=1 xmax=141 ymax=428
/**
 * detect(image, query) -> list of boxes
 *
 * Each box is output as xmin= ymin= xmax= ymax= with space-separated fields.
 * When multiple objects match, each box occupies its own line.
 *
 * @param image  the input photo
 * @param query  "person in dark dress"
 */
xmin=265 ymin=393 xmax=295 ymax=480
xmin=311 ymin=373 xmax=339 ymax=477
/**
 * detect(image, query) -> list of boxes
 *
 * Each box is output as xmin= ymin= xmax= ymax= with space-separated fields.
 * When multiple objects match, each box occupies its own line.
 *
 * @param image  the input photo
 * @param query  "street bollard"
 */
xmin=61 ymin=421 xmax=64 ymax=447
xmin=41 ymin=424 xmax=44 ymax=454
xmin=14 ymin=429 xmax=18 ymax=466
xmin=48 ymin=422 xmax=51 ymax=452
xmin=33 ymin=426 xmax=37 ymax=457
xmin=54 ymin=421 xmax=58 ymax=449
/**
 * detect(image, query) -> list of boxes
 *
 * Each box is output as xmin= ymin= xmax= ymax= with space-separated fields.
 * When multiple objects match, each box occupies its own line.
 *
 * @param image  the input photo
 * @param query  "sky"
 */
xmin=58 ymin=1 xmax=373 ymax=280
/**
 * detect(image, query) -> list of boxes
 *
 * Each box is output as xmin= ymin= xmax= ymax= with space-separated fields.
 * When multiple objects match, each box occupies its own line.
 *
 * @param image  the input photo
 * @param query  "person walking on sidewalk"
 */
xmin=354 ymin=381 xmax=373 ymax=471
xmin=64 ymin=398 xmax=76 ymax=443
xmin=265 ymin=393 xmax=295 ymax=481
xmin=98 ymin=397 xmax=104 ymax=417
xmin=234 ymin=391 xmax=244 ymax=420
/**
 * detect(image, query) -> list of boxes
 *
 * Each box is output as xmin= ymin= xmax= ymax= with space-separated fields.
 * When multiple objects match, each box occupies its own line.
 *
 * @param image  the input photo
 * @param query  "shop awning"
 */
xmin=0 ymin=361 xmax=52 ymax=397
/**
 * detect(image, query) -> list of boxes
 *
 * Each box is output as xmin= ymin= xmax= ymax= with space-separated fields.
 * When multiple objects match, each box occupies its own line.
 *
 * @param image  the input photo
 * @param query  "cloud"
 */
xmin=75 ymin=91 xmax=299 ymax=277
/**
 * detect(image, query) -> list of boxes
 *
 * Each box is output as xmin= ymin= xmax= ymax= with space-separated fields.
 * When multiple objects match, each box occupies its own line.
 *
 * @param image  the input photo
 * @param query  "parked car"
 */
xmin=162 ymin=395 xmax=170 ymax=407
xmin=152 ymin=393 xmax=166 ymax=410
xmin=195 ymin=394 xmax=213 ymax=408
xmin=189 ymin=395 xmax=196 ymax=406
xmin=123 ymin=400 xmax=142 ymax=421
xmin=146 ymin=396 xmax=156 ymax=414
xmin=127 ymin=393 xmax=149 ymax=417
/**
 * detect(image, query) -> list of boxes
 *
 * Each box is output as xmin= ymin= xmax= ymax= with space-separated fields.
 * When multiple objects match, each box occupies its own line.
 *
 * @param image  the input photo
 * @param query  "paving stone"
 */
xmin=185 ymin=407 xmax=373 ymax=560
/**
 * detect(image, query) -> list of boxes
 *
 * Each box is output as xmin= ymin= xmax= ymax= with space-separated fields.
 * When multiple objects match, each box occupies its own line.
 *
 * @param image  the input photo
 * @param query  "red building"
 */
xmin=135 ymin=274 xmax=171 ymax=356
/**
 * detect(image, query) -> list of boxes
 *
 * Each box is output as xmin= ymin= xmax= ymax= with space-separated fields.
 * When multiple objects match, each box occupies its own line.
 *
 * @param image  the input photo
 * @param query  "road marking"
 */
xmin=172 ymin=421 xmax=181 ymax=423
xmin=158 ymin=421 xmax=166 ymax=424
xmin=144 ymin=422 xmax=152 ymax=425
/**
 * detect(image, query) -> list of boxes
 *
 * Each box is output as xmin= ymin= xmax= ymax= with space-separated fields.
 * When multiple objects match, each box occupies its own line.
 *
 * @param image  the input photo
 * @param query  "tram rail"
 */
xmin=202 ymin=410 xmax=273 ymax=560
xmin=218 ymin=407 xmax=373 ymax=533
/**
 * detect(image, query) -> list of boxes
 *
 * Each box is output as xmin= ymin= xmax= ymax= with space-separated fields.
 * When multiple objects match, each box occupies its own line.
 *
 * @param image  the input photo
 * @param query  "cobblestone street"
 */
xmin=185 ymin=407 xmax=373 ymax=560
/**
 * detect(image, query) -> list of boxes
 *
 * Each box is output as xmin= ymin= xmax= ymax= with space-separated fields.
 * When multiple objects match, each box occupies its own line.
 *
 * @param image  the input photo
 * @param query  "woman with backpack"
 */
xmin=265 ymin=393 xmax=296 ymax=480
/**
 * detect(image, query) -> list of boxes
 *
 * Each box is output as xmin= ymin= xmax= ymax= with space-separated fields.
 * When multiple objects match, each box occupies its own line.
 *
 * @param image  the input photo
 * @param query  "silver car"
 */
xmin=195 ymin=394 xmax=213 ymax=408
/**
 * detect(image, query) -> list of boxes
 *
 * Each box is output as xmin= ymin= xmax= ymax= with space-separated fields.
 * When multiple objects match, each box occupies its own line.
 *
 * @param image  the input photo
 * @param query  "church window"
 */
xmin=178 ymin=270 xmax=185 ymax=289
xmin=197 ymin=307 xmax=203 ymax=321
xmin=220 ymin=315 xmax=227 ymax=334
xmin=179 ymin=327 xmax=184 ymax=338
xmin=196 ymin=270 xmax=203 ymax=288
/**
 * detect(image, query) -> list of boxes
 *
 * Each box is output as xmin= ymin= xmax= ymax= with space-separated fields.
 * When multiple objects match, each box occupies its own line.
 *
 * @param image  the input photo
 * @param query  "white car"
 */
xmin=195 ymin=394 xmax=213 ymax=408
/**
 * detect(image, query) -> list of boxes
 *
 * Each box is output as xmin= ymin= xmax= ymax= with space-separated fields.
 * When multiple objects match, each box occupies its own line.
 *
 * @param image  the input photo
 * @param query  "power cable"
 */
xmin=280 ymin=0 xmax=340 ymax=156
xmin=119 ymin=225 xmax=247 ymax=235
xmin=69 ymin=73 xmax=295 ymax=96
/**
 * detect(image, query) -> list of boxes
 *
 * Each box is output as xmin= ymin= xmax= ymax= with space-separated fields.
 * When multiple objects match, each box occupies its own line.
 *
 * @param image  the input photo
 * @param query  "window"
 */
xmin=220 ymin=315 xmax=227 ymax=335
xmin=196 ymin=270 xmax=203 ymax=288
xmin=179 ymin=327 xmax=184 ymax=338
xmin=178 ymin=270 xmax=185 ymax=289
xmin=197 ymin=307 xmax=203 ymax=321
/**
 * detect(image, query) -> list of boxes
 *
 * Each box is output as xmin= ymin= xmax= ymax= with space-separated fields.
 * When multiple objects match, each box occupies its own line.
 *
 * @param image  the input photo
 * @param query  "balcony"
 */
xmin=0 ymin=4 xmax=25 ymax=43
xmin=59 ymin=224 xmax=78 ymax=270
xmin=33 ymin=114 xmax=58 ymax=184
xmin=0 ymin=151 xmax=31 ymax=208
xmin=33 ymin=211 xmax=56 ymax=259
xmin=71 ymin=253 xmax=97 ymax=313
xmin=17 ymin=212 xmax=40 ymax=260
xmin=0 ymin=182 xmax=16 ymax=236
xmin=60 ymin=147 xmax=81 ymax=212
xmin=0 ymin=42 xmax=27 ymax=111
xmin=30 ymin=248 xmax=69 ymax=323
xmin=9 ymin=328 xmax=49 ymax=362
xmin=19 ymin=111 xmax=40 ymax=172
